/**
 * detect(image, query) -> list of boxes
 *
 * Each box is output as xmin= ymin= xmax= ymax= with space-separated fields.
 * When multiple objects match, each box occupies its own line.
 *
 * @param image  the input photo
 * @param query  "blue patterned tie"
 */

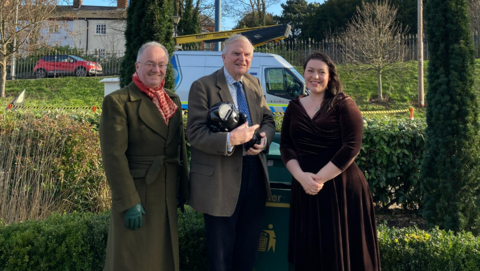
xmin=234 ymin=81 xmax=252 ymax=126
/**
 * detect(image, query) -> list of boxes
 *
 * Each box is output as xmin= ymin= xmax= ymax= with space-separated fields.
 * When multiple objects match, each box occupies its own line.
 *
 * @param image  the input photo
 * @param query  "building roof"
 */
xmin=52 ymin=5 xmax=126 ymax=20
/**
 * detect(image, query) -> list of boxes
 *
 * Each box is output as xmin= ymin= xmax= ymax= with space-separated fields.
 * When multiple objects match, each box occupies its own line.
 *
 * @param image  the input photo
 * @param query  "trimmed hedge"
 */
xmin=359 ymin=118 xmax=426 ymax=211
xmin=2 ymin=211 xmax=480 ymax=271
xmin=0 ymin=111 xmax=425 ymax=217
xmin=0 ymin=209 xmax=206 ymax=271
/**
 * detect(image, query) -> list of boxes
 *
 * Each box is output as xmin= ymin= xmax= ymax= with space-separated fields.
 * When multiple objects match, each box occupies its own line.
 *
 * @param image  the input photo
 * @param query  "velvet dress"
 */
xmin=280 ymin=93 xmax=381 ymax=271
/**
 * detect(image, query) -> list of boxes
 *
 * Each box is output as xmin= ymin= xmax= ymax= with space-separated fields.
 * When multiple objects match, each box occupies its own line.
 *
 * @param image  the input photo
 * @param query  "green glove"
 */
xmin=124 ymin=203 xmax=145 ymax=230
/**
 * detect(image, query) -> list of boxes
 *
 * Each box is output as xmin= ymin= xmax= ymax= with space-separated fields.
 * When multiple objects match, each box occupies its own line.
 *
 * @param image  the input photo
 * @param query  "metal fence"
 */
xmin=6 ymin=49 xmax=124 ymax=80
xmin=6 ymin=32 xmax=480 ymax=80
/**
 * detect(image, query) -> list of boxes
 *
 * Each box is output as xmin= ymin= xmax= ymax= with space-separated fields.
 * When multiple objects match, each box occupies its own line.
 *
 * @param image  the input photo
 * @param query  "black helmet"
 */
xmin=208 ymin=102 xmax=247 ymax=132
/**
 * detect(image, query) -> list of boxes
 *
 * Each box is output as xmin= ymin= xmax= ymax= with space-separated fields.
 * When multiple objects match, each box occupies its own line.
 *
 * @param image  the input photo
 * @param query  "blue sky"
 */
xmin=80 ymin=0 xmax=323 ymax=29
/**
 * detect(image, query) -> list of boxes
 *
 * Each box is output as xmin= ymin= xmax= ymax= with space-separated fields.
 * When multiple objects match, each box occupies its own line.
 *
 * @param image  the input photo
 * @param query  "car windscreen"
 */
xmin=69 ymin=55 xmax=86 ymax=61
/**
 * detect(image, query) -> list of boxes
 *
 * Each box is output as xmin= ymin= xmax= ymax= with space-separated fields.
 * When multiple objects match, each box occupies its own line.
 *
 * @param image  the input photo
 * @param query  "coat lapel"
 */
xmin=127 ymin=83 xmax=168 ymax=139
xmin=216 ymin=69 xmax=234 ymax=104
xmin=165 ymin=92 xmax=182 ymax=145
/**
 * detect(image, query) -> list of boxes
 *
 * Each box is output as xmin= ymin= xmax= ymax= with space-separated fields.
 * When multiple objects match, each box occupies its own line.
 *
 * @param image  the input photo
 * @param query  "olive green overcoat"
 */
xmin=100 ymin=82 xmax=189 ymax=271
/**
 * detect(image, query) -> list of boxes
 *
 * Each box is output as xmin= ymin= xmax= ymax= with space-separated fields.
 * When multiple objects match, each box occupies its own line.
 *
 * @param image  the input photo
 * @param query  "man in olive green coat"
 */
xmin=100 ymin=42 xmax=189 ymax=271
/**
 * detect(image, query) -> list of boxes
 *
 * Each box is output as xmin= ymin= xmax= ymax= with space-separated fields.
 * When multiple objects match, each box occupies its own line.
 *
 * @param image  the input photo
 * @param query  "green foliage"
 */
xmin=0 ymin=208 xmax=205 ymax=271
xmin=0 ymin=111 xmax=108 ymax=215
xmin=421 ymin=0 xmax=480 ymax=234
xmin=358 ymin=118 xmax=426 ymax=211
xmin=120 ymin=0 xmax=175 ymax=89
xmin=177 ymin=0 xmax=200 ymax=36
xmin=303 ymin=0 xmax=417 ymax=41
xmin=4 ymin=211 xmax=480 ymax=270
xmin=273 ymin=0 xmax=312 ymax=41
xmin=177 ymin=206 xmax=207 ymax=270
xmin=378 ymin=224 xmax=480 ymax=271
xmin=235 ymin=12 xmax=276 ymax=28
xmin=0 ymin=212 xmax=109 ymax=271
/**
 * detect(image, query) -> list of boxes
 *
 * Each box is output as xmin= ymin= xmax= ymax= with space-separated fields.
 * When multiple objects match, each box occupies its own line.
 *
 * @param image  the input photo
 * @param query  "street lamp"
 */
xmin=173 ymin=14 xmax=181 ymax=37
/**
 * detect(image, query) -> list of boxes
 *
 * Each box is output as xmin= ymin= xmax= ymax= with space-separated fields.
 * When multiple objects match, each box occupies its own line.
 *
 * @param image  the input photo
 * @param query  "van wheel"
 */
xmin=35 ymin=69 xmax=47 ymax=78
xmin=75 ymin=67 xmax=87 ymax=77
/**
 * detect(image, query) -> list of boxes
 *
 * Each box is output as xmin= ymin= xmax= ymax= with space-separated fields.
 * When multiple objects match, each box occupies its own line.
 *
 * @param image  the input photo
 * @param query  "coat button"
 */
xmin=140 ymin=125 xmax=145 ymax=130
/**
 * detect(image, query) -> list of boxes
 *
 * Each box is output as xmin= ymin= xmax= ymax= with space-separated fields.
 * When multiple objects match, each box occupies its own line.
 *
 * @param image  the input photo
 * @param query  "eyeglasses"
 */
xmin=137 ymin=61 xmax=167 ymax=70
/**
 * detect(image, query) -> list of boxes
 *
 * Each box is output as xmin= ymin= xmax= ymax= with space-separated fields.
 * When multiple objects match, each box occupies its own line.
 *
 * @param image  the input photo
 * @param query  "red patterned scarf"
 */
xmin=132 ymin=72 xmax=178 ymax=125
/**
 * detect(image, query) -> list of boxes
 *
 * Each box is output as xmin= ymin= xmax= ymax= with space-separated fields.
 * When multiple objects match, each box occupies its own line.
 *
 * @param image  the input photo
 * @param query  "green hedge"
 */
xmin=0 ymin=111 xmax=425 ymax=218
xmin=2 ymin=211 xmax=480 ymax=271
xmin=0 ymin=209 xmax=206 ymax=271
xmin=0 ymin=110 xmax=109 ymax=218
xmin=359 ymin=118 xmax=426 ymax=212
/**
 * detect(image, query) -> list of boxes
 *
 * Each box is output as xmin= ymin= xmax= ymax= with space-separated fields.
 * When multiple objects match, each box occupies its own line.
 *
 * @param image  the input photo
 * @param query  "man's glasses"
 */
xmin=137 ymin=61 xmax=167 ymax=70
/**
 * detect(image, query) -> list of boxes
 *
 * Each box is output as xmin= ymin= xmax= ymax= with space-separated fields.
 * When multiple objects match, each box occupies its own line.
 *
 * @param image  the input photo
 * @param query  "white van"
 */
xmin=171 ymin=51 xmax=305 ymax=112
xmin=102 ymin=51 xmax=306 ymax=113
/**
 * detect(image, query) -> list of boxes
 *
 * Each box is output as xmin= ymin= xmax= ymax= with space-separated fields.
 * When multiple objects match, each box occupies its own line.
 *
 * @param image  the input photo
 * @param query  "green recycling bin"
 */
xmin=254 ymin=139 xmax=294 ymax=271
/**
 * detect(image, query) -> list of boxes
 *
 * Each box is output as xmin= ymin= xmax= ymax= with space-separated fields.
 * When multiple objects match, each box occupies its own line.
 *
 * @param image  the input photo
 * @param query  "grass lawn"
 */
xmin=2 ymin=59 xmax=480 ymax=119
xmin=2 ymin=76 xmax=106 ymax=109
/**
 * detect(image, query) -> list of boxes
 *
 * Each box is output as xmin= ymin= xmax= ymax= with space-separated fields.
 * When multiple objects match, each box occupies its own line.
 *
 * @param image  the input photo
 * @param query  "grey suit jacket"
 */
xmin=186 ymin=68 xmax=275 ymax=217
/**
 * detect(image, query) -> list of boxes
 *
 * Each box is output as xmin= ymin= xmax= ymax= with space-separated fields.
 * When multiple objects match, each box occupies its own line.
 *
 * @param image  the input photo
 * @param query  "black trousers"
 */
xmin=204 ymin=155 xmax=267 ymax=271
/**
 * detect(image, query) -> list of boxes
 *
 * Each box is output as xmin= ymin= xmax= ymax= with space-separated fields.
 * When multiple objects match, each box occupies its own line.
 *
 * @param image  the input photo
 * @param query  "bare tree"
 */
xmin=223 ymin=0 xmax=280 ymax=28
xmin=339 ymin=0 xmax=408 ymax=101
xmin=0 ymin=0 xmax=58 ymax=98
xmin=468 ymin=0 xmax=480 ymax=35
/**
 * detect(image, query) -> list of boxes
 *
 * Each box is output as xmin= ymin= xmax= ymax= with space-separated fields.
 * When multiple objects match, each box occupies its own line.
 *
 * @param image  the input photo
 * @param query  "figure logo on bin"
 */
xmin=207 ymin=101 xmax=261 ymax=149
xmin=258 ymin=224 xmax=276 ymax=253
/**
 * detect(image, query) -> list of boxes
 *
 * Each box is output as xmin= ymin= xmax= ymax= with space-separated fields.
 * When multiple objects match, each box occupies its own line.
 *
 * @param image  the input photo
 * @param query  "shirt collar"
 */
xmin=223 ymin=67 xmax=243 ymax=85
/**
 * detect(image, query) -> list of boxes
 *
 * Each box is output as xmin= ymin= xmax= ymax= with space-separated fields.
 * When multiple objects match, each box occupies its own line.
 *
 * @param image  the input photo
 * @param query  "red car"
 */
xmin=33 ymin=55 xmax=102 ymax=78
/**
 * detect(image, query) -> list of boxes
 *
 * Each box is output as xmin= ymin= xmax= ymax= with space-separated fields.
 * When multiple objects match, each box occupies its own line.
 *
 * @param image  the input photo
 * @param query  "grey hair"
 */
xmin=222 ymin=34 xmax=254 ymax=55
xmin=136 ymin=41 xmax=169 ymax=62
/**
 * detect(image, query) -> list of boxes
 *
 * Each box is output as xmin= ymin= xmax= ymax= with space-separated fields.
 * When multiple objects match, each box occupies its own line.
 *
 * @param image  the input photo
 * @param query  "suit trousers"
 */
xmin=204 ymin=155 xmax=267 ymax=271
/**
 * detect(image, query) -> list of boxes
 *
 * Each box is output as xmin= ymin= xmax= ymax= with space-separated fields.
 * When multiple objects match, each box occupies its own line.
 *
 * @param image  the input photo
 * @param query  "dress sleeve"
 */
xmin=280 ymin=102 xmax=297 ymax=165
xmin=330 ymin=96 xmax=364 ymax=171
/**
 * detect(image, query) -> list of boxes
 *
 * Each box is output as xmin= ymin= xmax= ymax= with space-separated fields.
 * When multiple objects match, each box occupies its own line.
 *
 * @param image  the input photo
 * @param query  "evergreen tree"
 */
xmin=177 ymin=0 xmax=200 ymax=36
xmin=274 ymin=0 xmax=310 ymax=41
xmin=235 ymin=12 xmax=276 ymax=28
xmin=120 ymin=0 xmax=176 ymax=89
xmin=421 ymin=0 xmax=480 ymax=234
xmin=302 ymin=0 xmax=416 ymax=41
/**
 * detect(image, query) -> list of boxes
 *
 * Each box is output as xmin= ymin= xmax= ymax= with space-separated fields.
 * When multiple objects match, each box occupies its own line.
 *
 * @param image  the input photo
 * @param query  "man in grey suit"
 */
xmin=186 ymin=34 xmax=275 ymax=271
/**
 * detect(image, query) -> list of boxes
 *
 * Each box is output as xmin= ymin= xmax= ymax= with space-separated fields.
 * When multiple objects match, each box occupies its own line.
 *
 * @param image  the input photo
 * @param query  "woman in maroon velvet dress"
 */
xmin=280 ymin=52 xmax=381 ymax=270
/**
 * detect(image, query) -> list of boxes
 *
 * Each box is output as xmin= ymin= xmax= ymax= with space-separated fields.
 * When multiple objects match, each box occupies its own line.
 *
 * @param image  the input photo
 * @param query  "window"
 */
xmin=97 ymin=48 xmax=106 ymax=58
xmin=48 ymin=23 xmax=59 ymax=33
xmin=265 ymin=68 xmax=305 ymax=99
xmin=96 ymin=24 xmax=107 ymax=35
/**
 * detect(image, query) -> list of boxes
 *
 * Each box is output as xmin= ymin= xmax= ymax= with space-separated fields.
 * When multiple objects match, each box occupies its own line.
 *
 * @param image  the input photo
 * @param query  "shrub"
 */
xmin=3 ymin=211 xmax=480 ymax=271
xmin=378 ymin=224 xmax=480 ymax=271
xmin=422 ymin=0 xmax=480 ymax=233
xmin=0 ymin=212 xmax=109 ymax=271
xmin=0 ymin=110 xmax=108 ymax=224
xmin=0 ymin=208 xmax=205 ymax=271
xmin=359 ymin=118 xmax=426 ymax=211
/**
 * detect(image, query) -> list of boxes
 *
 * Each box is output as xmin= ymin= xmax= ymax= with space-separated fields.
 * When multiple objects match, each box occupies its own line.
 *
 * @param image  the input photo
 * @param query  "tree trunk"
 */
xmin=377 ymin=69 xmax=383 ymax=101
xmin=0 ymin=57 xmax=7 ymax=98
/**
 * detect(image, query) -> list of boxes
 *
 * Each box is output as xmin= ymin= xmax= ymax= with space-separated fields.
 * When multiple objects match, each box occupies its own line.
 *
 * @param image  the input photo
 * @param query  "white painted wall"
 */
xmin=43 ymin=19 xmax=126 ymax=54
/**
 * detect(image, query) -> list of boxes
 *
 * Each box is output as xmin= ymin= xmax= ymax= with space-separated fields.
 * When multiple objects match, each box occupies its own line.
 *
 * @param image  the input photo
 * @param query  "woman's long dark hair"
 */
xmin=303 ymin=52 xmax=343 ymax=111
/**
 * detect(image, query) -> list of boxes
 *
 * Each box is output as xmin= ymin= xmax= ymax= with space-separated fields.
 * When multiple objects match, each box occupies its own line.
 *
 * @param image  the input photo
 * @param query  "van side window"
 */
xmin=265 ymin=68 xmax=304 ymax=99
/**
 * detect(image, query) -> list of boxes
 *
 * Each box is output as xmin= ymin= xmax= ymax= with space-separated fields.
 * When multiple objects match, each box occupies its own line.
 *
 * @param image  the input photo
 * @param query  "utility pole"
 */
xmin=214 ymin=0 xmax=221 ymax=51
xmin=418 ymin=0 xmax=424 ymax=107
xmin=11 ymin=0 xmax=19 ymax=80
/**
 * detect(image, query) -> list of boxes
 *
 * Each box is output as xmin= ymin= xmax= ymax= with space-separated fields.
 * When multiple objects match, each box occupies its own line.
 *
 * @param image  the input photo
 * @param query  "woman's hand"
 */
xmin=295 ymin=172 xmax=324 ymax=196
